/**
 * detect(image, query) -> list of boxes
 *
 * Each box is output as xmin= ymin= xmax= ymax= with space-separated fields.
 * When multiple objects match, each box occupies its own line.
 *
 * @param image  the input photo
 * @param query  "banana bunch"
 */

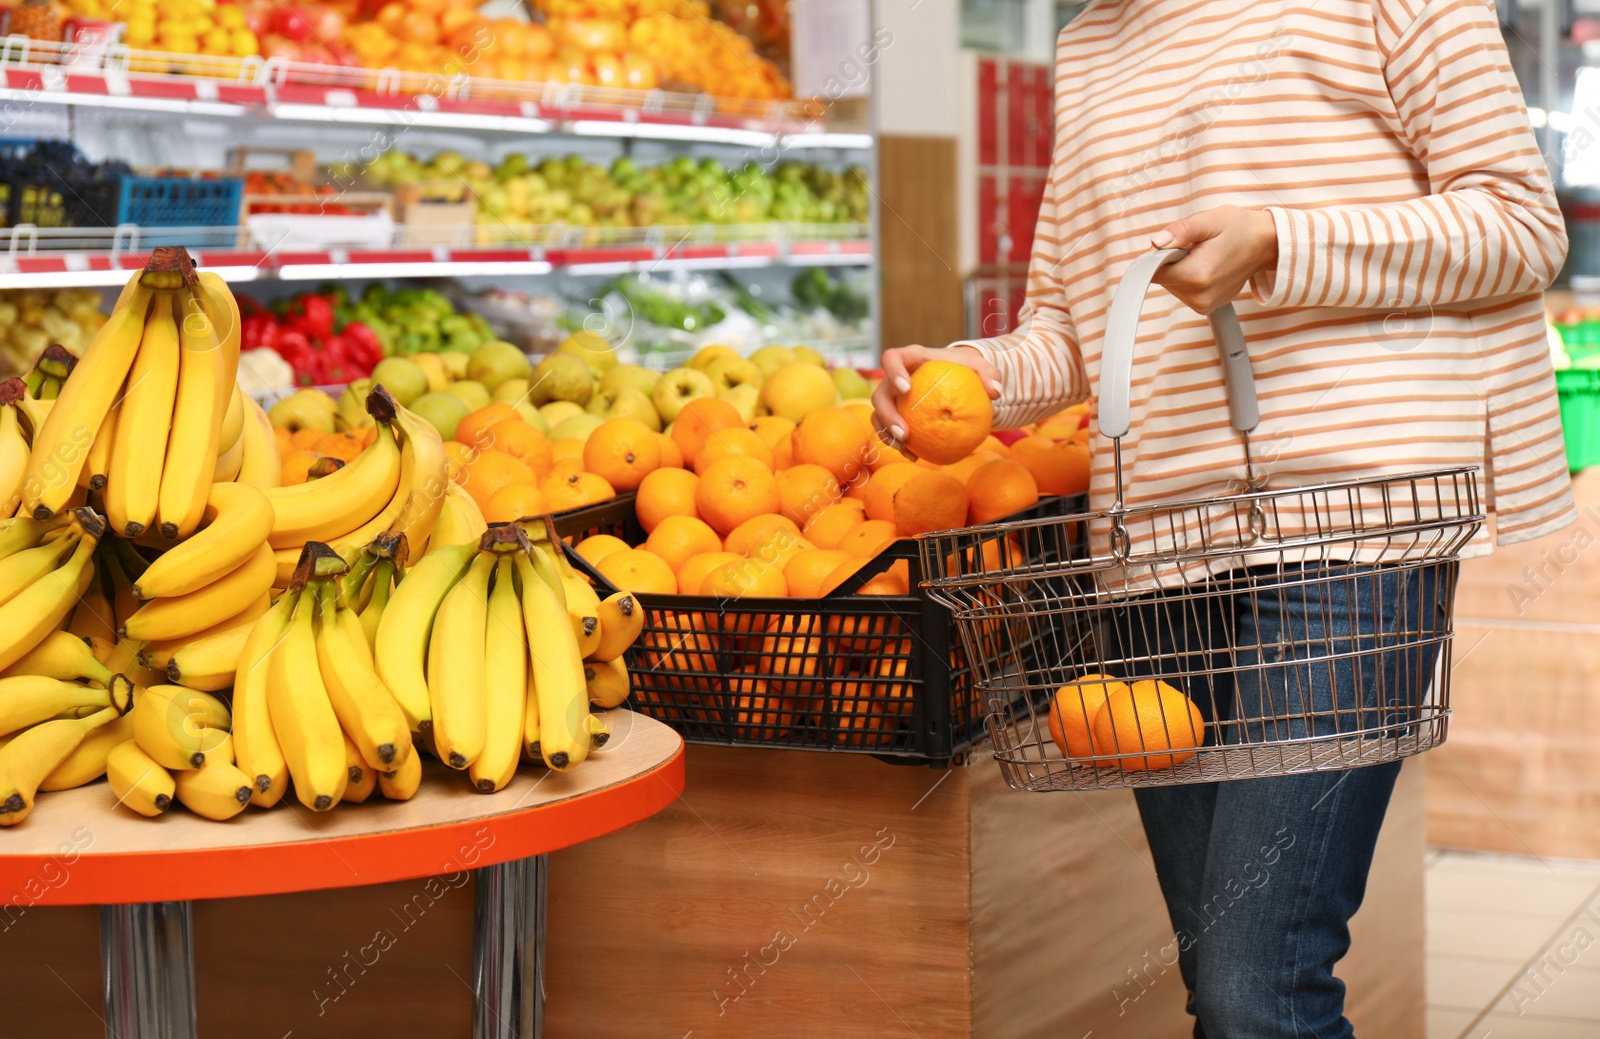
xmin=423 ymin=481 xmax=488 ymax=554
xmin=22 ymin=248 xmax=240 ymax=533
xmin=22 ymin=344 xmax=78 ymax=402
xmin=0 ymin=508 xmax=105 ymax=675
xmin=264 ymin=386 xmax=447 ymax=590
xmin=104 ymin=683 xmax=257 ymax=821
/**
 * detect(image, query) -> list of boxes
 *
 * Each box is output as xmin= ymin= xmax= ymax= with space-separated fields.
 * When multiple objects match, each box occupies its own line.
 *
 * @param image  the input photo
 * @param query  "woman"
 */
xmin=873 ymin=0 xmax=1573 ymax=1035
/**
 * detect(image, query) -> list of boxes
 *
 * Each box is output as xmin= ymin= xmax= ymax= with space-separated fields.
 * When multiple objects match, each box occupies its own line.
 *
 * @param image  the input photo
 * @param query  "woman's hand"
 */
xmin=1150 ymin=206 xmax=1279 ymax=315
xmin=871 ymin=344 xmax=1001 ymax=453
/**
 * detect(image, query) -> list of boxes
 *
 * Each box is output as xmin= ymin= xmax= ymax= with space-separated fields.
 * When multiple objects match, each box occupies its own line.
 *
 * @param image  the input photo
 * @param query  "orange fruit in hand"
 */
xmin=802 ymin=499 xmax=867 ymax=548
xmin=695 ymin=456 xmax=779 ymax=536
xmin=574 ymin=534 xmax=631 ymax=565
xmin=597 ymin=548 xmax=678 ymax=595
xmin=694 ymin=427 xmax=774 ymax=474
xmin=783 ymin=549 xmax=850 ymax=598
xmin=775 ymin=464 xmax=841 ymax=527
xmin=724 ymin=513 xmax=801 ymax=556
xmin=838 ymin=519 xmax=898 ymax=558
xmin=1047 ymin=674 xmax=1128 ymax=759
xmin=484 ymin=419 xmax=553 ymax=475
xmin=1010 ymin=435 xmax=1091 ymax=496
xmin=636 ymin=468 xmax=700 ymax=532
xmin=645 ymin=515 xmax=723 ymax=571
xmin=966 ymin=458 xmax=1040 ymax=524
xmin=792 ymin=407 xmax=874 ymax=485
xmin=898 ymin=360 xmax=993 ymax=465
xmin=861 ymin=462 xmax=921 ymax=523
xmin=702 ymin=559 xmax=788 ymax=598
xmin=457 ymin=449 xmax=535 ymax=513
xmin=583 ymin=418 xmax=662 ymax=491
xmin=892 ymin=471 xmax=968 ymax=535
xmin=671 ymin=397 xmax=743 ymax=467
xmin=539 ymin=469 xmax=615 ymax=512
xmin=677 ymin=551 xmax=742 ymax=595
xmin=1091 ymin=680 xmax=1206 ymax=770
xmin=483 ymin=484 xmax=545 ymax=523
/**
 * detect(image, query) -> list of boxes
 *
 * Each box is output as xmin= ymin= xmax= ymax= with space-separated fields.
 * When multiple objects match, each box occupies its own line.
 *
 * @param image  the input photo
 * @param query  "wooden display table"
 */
xmin=0 ymin=709 xmax=683 ymax=1039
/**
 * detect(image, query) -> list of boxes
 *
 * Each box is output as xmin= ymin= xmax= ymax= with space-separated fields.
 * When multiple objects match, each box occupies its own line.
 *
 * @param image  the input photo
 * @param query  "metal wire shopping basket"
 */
xmin=917 ymin=249 xmax=1485 ymax=792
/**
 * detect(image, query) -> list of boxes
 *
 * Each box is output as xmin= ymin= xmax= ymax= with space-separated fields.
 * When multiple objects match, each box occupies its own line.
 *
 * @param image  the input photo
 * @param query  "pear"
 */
xmin=528 ymin=354 xmax=594 ymax=407
xmin=410 ymin=393 xmax=471 ymax=441
xmin=793 ymin=346 xmax=827 ymax=367
xmin=749 ymin=345 xmax=799 ymax=379
xmin=555 ymin=331 xmax=618 ymax=377
xmin=493 ymin=377 xmax=530 ymax=405
xmin=540 ymin=400 xmax=586 ymax=428
xmin=437 ymin=350 xmax=470 ymax=380
xmin=443 ymin=379 xmax=492 ymax=412
xmin=371 ymin=357 xmax=429 ymax=407
xmin=466 ymin=340 xmax=532 ymax=393
xmin=599 ymin=363 xmax=661 ymax=398
xmin=719 ymin=384 xmax=760 ymax=422
xmin=687 ymin=344 xmax=739 ymax=372
xmin=551 ymin=413 xmax=605 ymax=441
xmin=336 ymin=378 xmax=376 ymax=430
xmin=831 ymin=366 xmax=875 ymax=400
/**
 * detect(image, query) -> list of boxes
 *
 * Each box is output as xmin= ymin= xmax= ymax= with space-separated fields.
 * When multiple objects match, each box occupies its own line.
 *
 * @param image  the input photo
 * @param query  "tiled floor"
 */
xmin=1427 ymin=849 xmax=1600 ymax=1038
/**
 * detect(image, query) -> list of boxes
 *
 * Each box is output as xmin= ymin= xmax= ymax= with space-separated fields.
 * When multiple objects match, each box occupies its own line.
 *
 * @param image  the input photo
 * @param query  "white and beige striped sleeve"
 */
xmin=1252 ymin=0 xmax=1569 ymax=310
xmin=953 ymin=173 xmax=1090 ymax=430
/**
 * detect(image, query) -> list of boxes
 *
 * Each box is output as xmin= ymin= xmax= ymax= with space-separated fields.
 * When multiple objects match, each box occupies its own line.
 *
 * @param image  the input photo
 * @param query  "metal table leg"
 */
xmin=99 ymin=901 xmax=197 ymax=1039
xmin=472 ymin=855 xmax=547 ymax=1039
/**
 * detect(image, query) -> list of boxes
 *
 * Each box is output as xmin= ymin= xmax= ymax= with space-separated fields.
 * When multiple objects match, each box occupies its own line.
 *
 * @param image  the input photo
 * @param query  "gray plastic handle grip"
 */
xmin=1098 ymin=248 xmax=1260 ymax=440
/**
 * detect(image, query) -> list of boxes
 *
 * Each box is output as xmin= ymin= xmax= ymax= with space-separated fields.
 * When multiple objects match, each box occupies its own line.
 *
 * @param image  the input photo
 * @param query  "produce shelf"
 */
xmin=0 ymin=38 xmax=870 ymax=149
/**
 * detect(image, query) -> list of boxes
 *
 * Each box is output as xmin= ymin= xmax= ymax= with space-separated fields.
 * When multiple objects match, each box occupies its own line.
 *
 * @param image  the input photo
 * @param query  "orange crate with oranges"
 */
xmin=553 ymin=491 xmax=1081 ymax=761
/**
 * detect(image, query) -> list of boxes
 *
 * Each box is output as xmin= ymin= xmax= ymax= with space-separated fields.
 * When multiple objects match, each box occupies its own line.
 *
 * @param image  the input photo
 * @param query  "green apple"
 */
xmin=466 ymin=340 xmax=532 ymax=393
xmin=555 ymin=330 xmax=618 ymax=377
xmin=267 ymin=388 xmax=337 ymax=433
xmin=687 ymin=344 xmax=739 ymax=372
xmin=528 ymin=353 xmax=594 ymax=407
xmin=749 ymin=345 xmax=798 ymax=379
xmin=704 ymin=355 xmax=763 ymax=395
xmin=370 ymin=356 xmax=428 ymax=407
xmin=651 ymin=367 xmax=716 ymax=423
xmin=598 ymin=363 xmax=661 ymax=398
xmin=831 ymin=366 xmax=875 ymax=400
xmin=551 ymin=412 xmax=605 ymax=441
xmin=587 ymin=386 xmax=662 ymax=431
xmin=443 ymin=379 xmax=492 ymax=413
xmin=539 ymin=400 xmax=586 ymax=427
xmin=719 ymin=383 xmax=760 ymax=422
xmin=793 ymin=345 xmax=827 ymax=367
xmin=410 ymin=392 xmax=471 ymax=441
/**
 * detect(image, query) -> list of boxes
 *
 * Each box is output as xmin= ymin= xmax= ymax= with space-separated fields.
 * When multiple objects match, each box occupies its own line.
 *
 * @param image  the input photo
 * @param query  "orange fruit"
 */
xmin=802 ymin=499 xmax=867 ymax=549
xmin=483 ymin=419 xmax=553 ymax=475
xmin=771 ymin=431 xmax=795 ymax=469
xmin=1010 ymin=435 xmax=1091 ymax=496
xmin=818 ymin=556 xmax=866 ymax=595
xmin=444 ymin=441 xmax=474 ymax=480
xmin=656 ymin=432 xmax=684 ymax=469
xmin=1047 ymin=674 xmax=1128 ymax=760
xmin=671 ymin=397 xmax=743 ymax=467
xmin=966 ymin=458 xmax=1040 ymax=524
xmin=942 ymin=450 xmax=1005 ymax=485
xmin=757 ymin=615 xmax=822 ymax=695
xmin=898 ymin=360 xmax=993 ymax=465
xmin=701 ymin=558 xmax=788 ymax=598
xmin=273 ymin=426 xmax=294 ymax=457
xmin=540 ymin=469 xmax=615 ymax=512
xmin=280 ymin=449 xmax=323 ymax=485
xmin=866 ymin=438 xmax=913 ymax=472
xmin=636 ymin=468 xmax=700 ymax=532
xmin=791 ymin=407 xmax=874 ymax=486
xmin=978 ymin=434 xmax=1011 ymax=456
xmin=861 ymin=462 xmax=921 ymax=523
xmin=724 ymin=513 xmax=801 ymax=556
xmin=694 ymin=427 xmax=774 ymax=474
xmin=457 ymin=449 xmax=535 ymax=513
xmin=456 ymin=403 xmax=519 ymax=450
xmin=893 ymin=471 xmax=968 ymax=535
xmin=574 ymin=534 xmax=631 ymax=565
xmin=1091 ymin=680 xmax=1206 ymax=770
xmin=744 ymin=530 xmax=814 ymax=569
xmin=748 ymin=415 xmax=796 ymax=447
xmin=546 ymin=456 xmax=584 ymax=483
xmin=677 ymin=551 xmax=742 ymax=595
xmin=597 ymin=548 xmax=678 ymax=595
xmin=775 ymin=464 xmax=842 ymax=527
xmin=582 ymin=418 xmax=662 ymax=492
xmin=837 ymin=520 xmax=899 ymax=559
xmin=783 ymin=549 xmax=850 ymax=598
xmin=644 ymin=515 xmax=723 ymax=571
xmin=483 ymin=484 xmax=545 ymax=523
xmin=857 ymin=569 xmax=909 ymax=595
xmin=550 ymin=438 xmax=585 ymax=464
xmin=695 ymin=456 xmax=780 ymax=536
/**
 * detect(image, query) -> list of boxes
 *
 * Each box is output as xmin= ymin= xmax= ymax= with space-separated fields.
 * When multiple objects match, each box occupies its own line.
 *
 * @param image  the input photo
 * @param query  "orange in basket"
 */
xmin=783 ymin=549 xmax=851 ymax=598
xmin=862 ymin=462 xmax=920 ymax=522
xmin=724 ymin=513 xmax=801 ymax=556
xmin=696 ymin=457 xmax=780 ymax=536
xmin=701 ymin=558 xmax=788 ymax=598
xmin=583 ymin=418 xmax=662 ymax=491
xmin=802 ymin=500 xmax=867 ymax=549
xmin=757 ymin=615 xmax=824 ymax=695
xmin=1010 ymin=435 xmax=1091 ymax=497
xmin=694 ymin=427 xmax=774 ymax=474
xmin=838 ymin=520 xmax=899 ymax=559
xmin=671 ymin=397 xmax=744 ymax=467
xmin=644 ymin=516 xmax=723 ymax=571
xmin=677 ymin=551 xmax=743 ymax=595
xmin=540 ymin=469 xmax=615 ymax=512
xmin=1047 ymin=674 xmax=1129 ymax=759
xmin=596 ymin=548 xmax=679 ymax=595
xmin=1091 ymin=680 xmax=1206 ymax=771
xmin=792 ymin=407 xmax=874 ymax=484
xmin=775 ymin=464 xmax=842 ymax=527
xmin=636 ymin=468 xmax=700 ymax=533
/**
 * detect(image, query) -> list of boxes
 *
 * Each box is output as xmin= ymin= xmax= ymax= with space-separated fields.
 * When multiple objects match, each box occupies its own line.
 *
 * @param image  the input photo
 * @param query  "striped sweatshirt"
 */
xmin=961 ymin=0 xmax=1575 ymax=555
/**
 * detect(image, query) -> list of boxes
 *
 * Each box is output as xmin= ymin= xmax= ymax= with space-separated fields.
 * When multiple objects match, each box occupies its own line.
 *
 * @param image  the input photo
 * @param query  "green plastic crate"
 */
xmin=1557 ymin=368 xmax=1600 ymax=471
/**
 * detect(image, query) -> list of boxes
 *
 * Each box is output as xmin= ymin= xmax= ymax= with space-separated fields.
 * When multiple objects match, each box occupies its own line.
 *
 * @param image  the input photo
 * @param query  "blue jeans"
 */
xmin=1116 ymin=562 xmax=1451 ymax=1038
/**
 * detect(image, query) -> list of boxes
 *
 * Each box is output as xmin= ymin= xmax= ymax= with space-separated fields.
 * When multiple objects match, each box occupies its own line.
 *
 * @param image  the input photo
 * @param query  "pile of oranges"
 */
xmin=277 ymin=424 xmax=379 ymax=484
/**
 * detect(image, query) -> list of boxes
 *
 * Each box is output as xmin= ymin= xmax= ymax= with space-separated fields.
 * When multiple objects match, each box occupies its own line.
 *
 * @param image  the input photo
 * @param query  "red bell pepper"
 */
xmin=285 ymin=293 xmax=336 ymax=340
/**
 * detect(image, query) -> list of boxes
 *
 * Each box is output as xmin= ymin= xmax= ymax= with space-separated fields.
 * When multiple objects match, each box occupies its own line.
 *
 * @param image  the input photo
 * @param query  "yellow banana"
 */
xmin=122 ymin=541 xmax=276 ymax=642
xmin=587 ymin=712 xmax=611 ymax=750
xmin=0 ymin=705 xmax=121 ymax=824
xmin=15 ymin=393 xmax=52 ymax=443
xmin=139 ymin=592 xmax=268 ymax=671
xmin=155 ymin=290 xmax=228 ymax=539
xmin=0 ymin=673 xmax=131 ymax=737
xmin=266 ymin=589 xmax=345 ymax=810
xmin=105 ymin=738 xmax=174 ymax=816
xmin=194 ymin=271 xmax=242 ymax=394
xmin=234 ymin=394 xmax=281 ymax=490
xmin=21 ymin=280 xmax=154 ymax=518
xmin=0 ymin=528 xmax=98 ymax=672
xmin=517 ymin=545 xmax=588 ymax=771
xmin=430 ymin=480 xmax=487 ymax=550
xmin=0 ymin=510 xmax=72 ymax=557
xmin=522 ymin=654 xmax=542 ymax=764
xmin=472 ymin=556 xmax=527 ymax=794
xmin=0 ymin=384 xmax=30 ymax=517
xmin=218 ymin=385 xmax=245 ymax=454
xmin=81 ymin=393 xmax=120 ymax=492
xmin=560 ymin=573 xmax=603 ymax=658
xmin=39 ymin=713 xmax=133 ymax=791
xmin=133 ymin=482 xmax=275 ymax=599
xmin=427 ymin=549 xmax=495 ymax=770
xmin=105 ymin=636 xmax=167 ymax=689
xmin=0 ymin=533 xmax=81 ymax=609
xmin=0 ymin=629 xmax=115 ymax=684
xmin=66 ymin=563 xmax=117 ymax=644
xmin=373 ymin=542 xmax=476 ymax=733
xmin=232 ymin=592 xmax=294 ymax=808
xmin=590 ymin=591 xmax=644 ymax=663
xmin=358 ymin=559 xmax=397 ymax=652
xmin=340 ymin=729 xmax=377 ymax=804
xmin=173 ymin=754 xmax=253 ymax=821
xmin=212 ymin=430 xmax=244 ymax=482
xmin=389 ymin=401 xmax=449 ymax=552
xmin=377 ymin=741 xmax=421 ymax=800
xmin=129 ymin=684 xmax=230 ymax=771
xmin=262 ymin=393 xmax=401 ymax=551
xmin=104 ymin=292 xmax=178 ymax=536
xmin=162 ymin=609 xmax=263 ymax=691
xmin=585 ymin=657 xmax=630 ymax=709
xmin=313 ymin=580 xmax=412 ymax=772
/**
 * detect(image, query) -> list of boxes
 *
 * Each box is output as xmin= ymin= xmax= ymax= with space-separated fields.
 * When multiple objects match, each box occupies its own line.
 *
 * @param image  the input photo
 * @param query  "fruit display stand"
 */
xmin=0 ymin=708 xmax=683 ymax=1039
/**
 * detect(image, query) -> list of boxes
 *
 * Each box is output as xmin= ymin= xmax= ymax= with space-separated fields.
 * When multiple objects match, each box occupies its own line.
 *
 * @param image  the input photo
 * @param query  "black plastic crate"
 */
xmin=552 ymin=491 xmax=1080 ymax=762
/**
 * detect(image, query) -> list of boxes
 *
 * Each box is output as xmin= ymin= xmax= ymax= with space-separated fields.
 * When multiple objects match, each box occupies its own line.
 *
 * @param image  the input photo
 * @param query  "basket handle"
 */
xmin=1098 ymin=248 xmax=1259 ymax=439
